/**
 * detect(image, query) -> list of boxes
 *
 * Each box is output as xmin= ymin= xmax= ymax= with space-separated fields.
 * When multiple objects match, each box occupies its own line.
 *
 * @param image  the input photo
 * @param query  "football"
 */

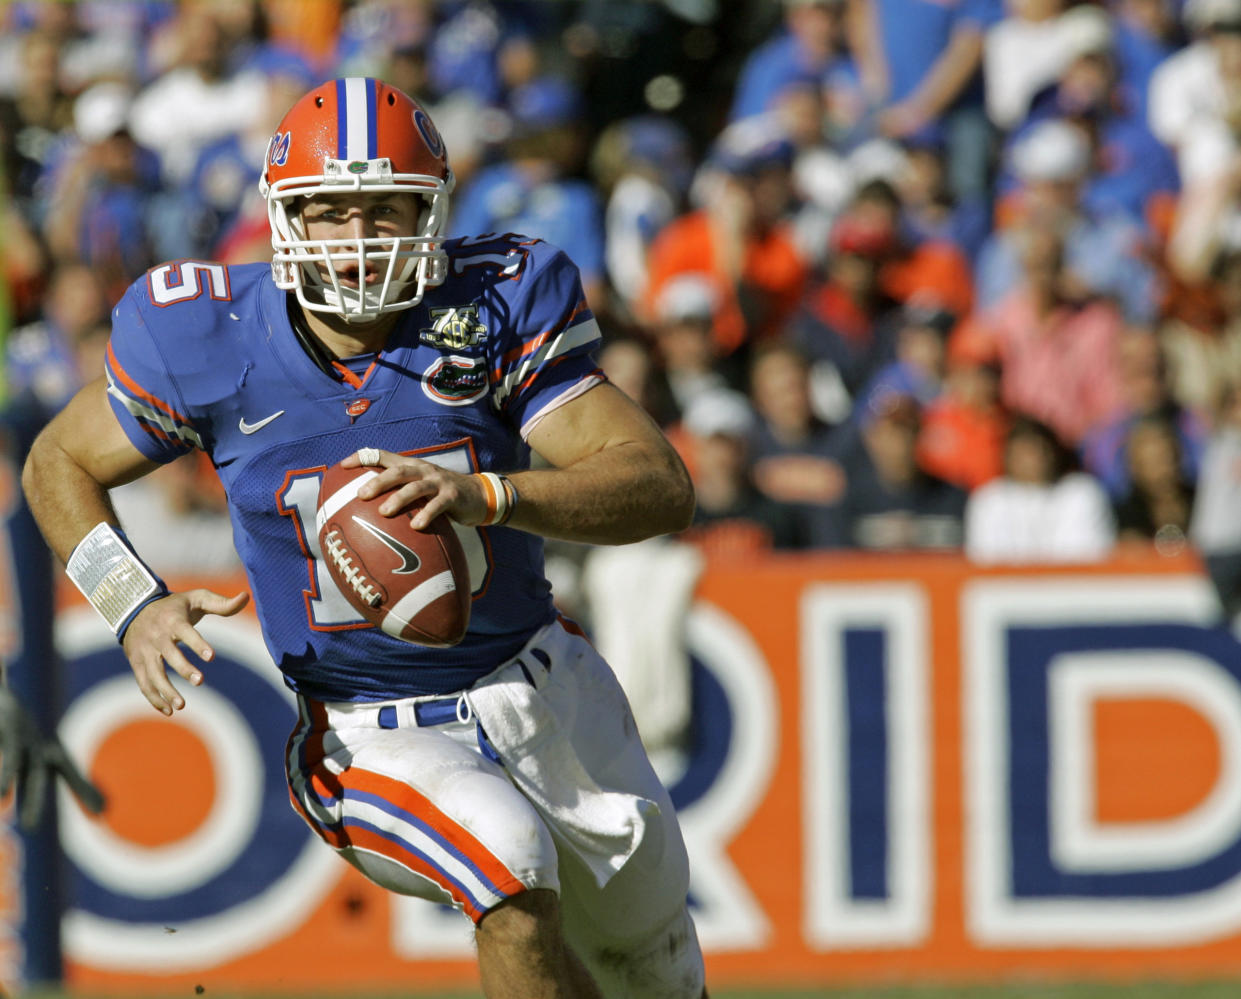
xmin=315 ymin=460 xmax=471 ymax=647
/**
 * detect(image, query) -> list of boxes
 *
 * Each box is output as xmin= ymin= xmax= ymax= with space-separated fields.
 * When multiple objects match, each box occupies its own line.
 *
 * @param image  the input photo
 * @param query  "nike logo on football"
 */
xmin=351 ymin=516 xmax=421 ymax=574
xmin=238 ymin=410 xmax=285 ymax=434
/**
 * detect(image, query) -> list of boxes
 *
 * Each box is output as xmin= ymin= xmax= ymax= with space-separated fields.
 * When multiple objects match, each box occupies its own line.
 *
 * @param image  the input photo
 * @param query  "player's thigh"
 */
xmin=291 ymin=724 xmax=560 ymax=917
xmin=546 ymin=641 xmax=704 ymax=995
xmin=547 ymin=638 xmax=692 ymax=942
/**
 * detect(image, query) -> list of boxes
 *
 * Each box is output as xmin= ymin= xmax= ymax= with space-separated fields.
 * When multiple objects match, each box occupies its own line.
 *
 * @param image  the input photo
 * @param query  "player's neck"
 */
xmin=299 ymin=302 xmax=398 ymax=358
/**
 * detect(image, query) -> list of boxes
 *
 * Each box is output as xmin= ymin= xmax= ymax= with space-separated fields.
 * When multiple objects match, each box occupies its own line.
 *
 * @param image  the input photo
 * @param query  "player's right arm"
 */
xmin=21 ymin=377 xmax=248 ymax=715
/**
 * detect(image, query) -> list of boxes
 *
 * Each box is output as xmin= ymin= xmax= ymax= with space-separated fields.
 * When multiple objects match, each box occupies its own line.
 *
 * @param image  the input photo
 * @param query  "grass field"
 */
xmin=21 ymin=984 xmax=1241 ymax=999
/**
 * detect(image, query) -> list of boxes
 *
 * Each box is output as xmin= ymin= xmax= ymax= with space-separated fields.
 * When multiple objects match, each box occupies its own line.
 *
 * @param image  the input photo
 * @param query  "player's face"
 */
xmin=300 ymin=192 xmax=425 ymax=291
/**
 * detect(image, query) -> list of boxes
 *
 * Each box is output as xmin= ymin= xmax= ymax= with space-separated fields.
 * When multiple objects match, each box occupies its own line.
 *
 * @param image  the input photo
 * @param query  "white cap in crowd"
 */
xmin=683 ymin=389 xmax=756 ymax=440
xmin=1011 ymin=119 xmax=1091 ymax=183
xmin=73 ymin=81 xmax=133 ymax=143
xmin=656 ymin=273 xmax=719 ymax=325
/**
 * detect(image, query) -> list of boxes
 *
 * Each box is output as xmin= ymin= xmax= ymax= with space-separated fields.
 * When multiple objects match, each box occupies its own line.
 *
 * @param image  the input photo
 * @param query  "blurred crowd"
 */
xmin=6 ymin=0 xmax=1241 ymax=620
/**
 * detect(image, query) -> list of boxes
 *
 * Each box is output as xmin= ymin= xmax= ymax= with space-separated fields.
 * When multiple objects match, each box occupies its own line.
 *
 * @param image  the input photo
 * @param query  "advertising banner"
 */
xmin=49 ymin=549 xmax=1241 ymax=993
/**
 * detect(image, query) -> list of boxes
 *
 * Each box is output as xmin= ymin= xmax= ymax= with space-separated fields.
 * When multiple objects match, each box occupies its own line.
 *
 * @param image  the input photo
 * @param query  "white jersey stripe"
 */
xmin=494 ymin=316 xmax=601 ymax=409
xmin=105 ymin=369 xmax=204 ymax=450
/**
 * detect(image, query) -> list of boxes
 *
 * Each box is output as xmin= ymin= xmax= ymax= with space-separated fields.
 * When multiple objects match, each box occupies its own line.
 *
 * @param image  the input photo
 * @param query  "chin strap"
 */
xmin=285 ymin=293 xmax=343 ymax=380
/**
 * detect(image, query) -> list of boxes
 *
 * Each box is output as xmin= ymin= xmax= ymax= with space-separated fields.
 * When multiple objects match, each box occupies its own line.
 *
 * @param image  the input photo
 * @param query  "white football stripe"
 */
xmin=315 ymin=471 xmax=380 ymax=533
xmin=382 ymin=571 xmax=457 ymax=637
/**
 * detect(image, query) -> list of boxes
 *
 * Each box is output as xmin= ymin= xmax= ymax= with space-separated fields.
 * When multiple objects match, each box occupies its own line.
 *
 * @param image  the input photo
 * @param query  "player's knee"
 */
xmin=476 ymin=887 xmax=562 ymax=951
xmin=589 ymin=906 xmax=705 ymax=999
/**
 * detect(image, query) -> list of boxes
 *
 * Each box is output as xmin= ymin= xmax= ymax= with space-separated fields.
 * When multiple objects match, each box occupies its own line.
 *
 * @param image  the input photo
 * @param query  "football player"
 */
xmin=22 ymin=77 xmax=706 ymax=998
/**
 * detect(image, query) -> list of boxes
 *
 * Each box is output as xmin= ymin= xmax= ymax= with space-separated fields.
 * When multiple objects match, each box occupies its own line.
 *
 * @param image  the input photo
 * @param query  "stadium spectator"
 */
xmin=1160 ymin=248 xmax=1241 ymax=415
xmin=127 ymin=3 xmax=267 ymax=187
xmin=679 ymin=388 xmax=806 ymax=554
xmin=40 ymin=82 xmax=164 ymax=298
xmin=982 ymin=220 xmax=1127 ymax=447
xmin=1079 ymin=328 xmax=1208 ymax=500
xmin=916 ymin=315 xmax=1010 ymax=491
xmin=1112 ymin=0 xmax=1183 ymax=123
xmin=984 ymin=0 xmax=1090 ymax=132
xmin=648 ymin=273 xmax=732 ymax=418
xmin=1003 ymin=4 xmax=1180 ymax=228
xmin=729 ymin=0 xmax=852 ymax=123
xmin=644 ymin=117 xmax=808 ymax=364
xmin=851 ymin=0 xmax=1003 ymax=202
xmin=747 ymin=340 xmax=847 ymax=547
xmin=892 ymin=138 xmax=991 ymax=263
xmin=450 ymin=75 xmax=606 ymax=304
xmin=787 ymin=183 xmax=903 ymax=402
xmin=1147 ymin=0 xmax=1241 ymax=159
xmin=590 ymin=115 xmax=695 ymax=317
xmin=976 ymin=117 xmax=1160 ymax=324
xmin=853 ymin=297 xmax=956 ymax=424
xmin=1112 ymin=412 xmax=1198 ymax=550
xmin=836 ymin=388 xmax=967 ymax=550
xmin=1190 ymin=380 xmax=1241 ymax=622
xmin=4 ymin=261 xmax=108 ymax=416
xmin=185 ymin=49 xmax=318 ymax=262
xmin=964 ymin=414 xmax=1115 ymax=563
xmin=0 ymin=25 xmax=75 ymax=203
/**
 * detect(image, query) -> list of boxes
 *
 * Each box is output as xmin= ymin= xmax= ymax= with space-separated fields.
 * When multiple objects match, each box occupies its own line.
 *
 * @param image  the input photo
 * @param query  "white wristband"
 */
xmin=66 ymin=523 xmax=167 ymax=637
xmin=475 ymin=472 xmax=518 ymax=526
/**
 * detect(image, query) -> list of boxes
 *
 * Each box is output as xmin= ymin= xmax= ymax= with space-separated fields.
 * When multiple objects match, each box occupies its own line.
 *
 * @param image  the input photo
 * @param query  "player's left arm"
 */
xmin=349 ymin=382 xmax=695 ymax=545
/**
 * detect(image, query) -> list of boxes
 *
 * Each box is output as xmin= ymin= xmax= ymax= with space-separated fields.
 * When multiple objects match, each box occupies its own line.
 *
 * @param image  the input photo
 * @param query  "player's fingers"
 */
xmin=408 ymin=490 xmax=454 ymax=531
xmin=377 ymin=480 xmax=438 ymax=518
xmin=131 ymin=654 xmax=182 ymax=715
xmin=185 ymin=589 xmax=250 ymax=628
xmin=356 ymin=459 xmax=432 ymax=501
xmin=160 ymin=640 xmax=205 ymax=692
xmin=342 ymin=446 xmax=395 ymax=470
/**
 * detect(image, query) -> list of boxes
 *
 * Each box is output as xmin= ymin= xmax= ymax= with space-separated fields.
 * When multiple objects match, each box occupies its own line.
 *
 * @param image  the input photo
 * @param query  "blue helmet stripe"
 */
xmin=335 ymin=78 xmax=348 ymax=160
xmin=366 ymin=77 xmax=379 ymax=159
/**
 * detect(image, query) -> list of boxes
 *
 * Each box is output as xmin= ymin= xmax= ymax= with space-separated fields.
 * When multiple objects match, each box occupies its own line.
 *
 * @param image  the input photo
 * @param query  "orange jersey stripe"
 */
xmin=105 ymin=341 xmax=191 ymax=423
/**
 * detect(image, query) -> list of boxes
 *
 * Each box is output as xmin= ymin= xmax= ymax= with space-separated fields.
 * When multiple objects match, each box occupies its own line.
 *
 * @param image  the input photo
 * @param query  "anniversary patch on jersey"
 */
xmin=419 ymin=305 xmax=488 ymax=350
xmin=421 ymin=354 xmax=489 ymax=406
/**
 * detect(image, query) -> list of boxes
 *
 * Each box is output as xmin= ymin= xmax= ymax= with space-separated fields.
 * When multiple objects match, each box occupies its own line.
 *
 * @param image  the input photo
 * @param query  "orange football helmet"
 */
xmin=259 ymin=77 xmax=455 ymax=321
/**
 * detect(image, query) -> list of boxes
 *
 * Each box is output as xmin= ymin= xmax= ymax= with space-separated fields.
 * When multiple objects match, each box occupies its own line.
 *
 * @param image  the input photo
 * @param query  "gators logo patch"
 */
xmin=420 ymin=306 xmax=488 ymax=350
xmin=421 ymin=355 xmax=489 ymax=406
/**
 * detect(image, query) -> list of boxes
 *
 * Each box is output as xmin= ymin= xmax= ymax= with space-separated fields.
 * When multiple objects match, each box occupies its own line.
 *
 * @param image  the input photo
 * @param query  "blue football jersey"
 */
xmin=103 ymin=234 xmax=605 ymax=701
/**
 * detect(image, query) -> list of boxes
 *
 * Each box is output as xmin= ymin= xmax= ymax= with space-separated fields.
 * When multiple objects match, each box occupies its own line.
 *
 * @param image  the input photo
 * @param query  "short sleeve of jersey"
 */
xmin=104 ymin=281 xmax=203 ymax=463
xmin=488 ymin=241 xmax=604 ymax=438
xmin=958 ymin=0 xmax=1003 ymax=31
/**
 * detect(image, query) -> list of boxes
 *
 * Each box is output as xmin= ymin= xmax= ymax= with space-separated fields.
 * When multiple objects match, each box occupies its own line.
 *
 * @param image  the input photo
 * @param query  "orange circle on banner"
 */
xmin=1094 ymin=697 xmax=1221 ymax=824
xmin=91 ymin=720 xmax=216 ymax=846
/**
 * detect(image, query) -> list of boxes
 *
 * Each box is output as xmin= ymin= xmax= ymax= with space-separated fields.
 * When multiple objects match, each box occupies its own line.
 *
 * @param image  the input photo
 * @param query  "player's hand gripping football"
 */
xmin=122 ymin=589 xmax=250 ymax=715
xmin=342 ymin=448 xmax=492 ymax=530
xmin=0 ymin=683 xmax=105 ymax=829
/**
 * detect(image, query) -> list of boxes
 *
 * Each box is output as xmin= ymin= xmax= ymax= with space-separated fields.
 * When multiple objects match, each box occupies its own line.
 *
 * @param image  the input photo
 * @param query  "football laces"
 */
xmin=323 ymin=529 xmax=382 ymax=607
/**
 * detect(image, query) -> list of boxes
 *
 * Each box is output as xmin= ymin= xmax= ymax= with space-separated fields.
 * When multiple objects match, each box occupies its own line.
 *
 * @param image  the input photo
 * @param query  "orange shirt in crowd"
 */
xmin=643 ymin=210 xmax=807 ymax=356
xmin=917 ymin=396 xmax=1009 ymax=491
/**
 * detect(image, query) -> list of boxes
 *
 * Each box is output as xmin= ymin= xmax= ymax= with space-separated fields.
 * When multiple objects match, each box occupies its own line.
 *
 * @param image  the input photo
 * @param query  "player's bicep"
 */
xmin=526 ymin=381 xmax=677 ymax=470
xmin=38 ymin=376 xmax=160 ymax=488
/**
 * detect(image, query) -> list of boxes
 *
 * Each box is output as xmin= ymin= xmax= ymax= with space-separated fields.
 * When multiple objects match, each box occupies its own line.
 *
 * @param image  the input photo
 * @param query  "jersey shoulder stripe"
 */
xmin=492 ymin=298 xmax=600 ymax=411
xmin=104 ymin=341 xmax=202 ymax=453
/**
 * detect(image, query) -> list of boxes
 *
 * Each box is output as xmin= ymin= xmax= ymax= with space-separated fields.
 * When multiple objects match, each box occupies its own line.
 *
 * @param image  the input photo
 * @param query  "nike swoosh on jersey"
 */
xmin=238 ymin=410 xmax=286 ymax=434
xmin=352 ymin=516 xmax=422 ymax=574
